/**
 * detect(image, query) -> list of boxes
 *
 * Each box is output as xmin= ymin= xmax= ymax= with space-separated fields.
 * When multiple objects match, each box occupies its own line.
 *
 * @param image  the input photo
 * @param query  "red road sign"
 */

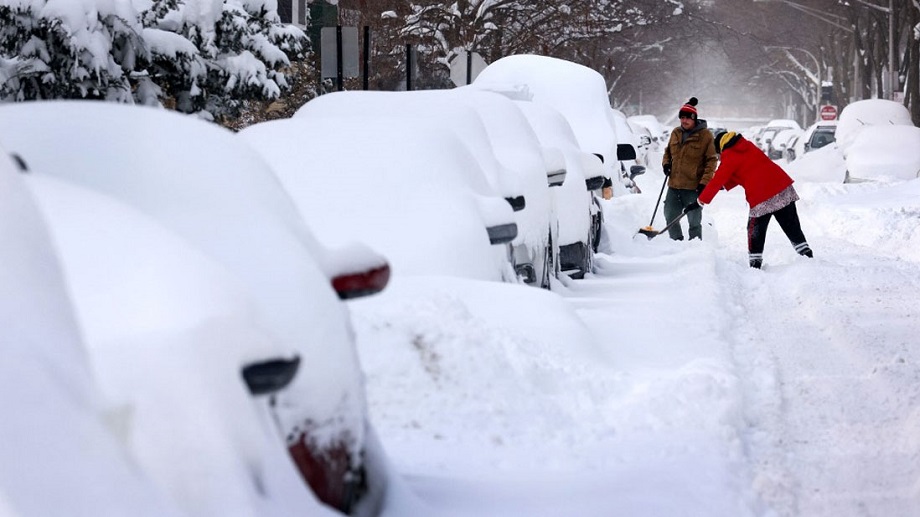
xmin=820 ymin=105 xmax=837 ymax=121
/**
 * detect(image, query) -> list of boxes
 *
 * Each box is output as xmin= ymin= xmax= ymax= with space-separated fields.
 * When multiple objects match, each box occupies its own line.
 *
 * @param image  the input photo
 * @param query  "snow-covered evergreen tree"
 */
xmin=0 ymin=0 xmax=144 ymax=102
xmin=0 ymin=0 xmax=308 ymax=120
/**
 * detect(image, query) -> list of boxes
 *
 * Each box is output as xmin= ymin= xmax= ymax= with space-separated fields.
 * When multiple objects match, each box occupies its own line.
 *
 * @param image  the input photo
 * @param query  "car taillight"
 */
xmin=331 ymin=263 xmax=390 ymax=300
xmin=289 ymin=433 xmax=365 ymax=513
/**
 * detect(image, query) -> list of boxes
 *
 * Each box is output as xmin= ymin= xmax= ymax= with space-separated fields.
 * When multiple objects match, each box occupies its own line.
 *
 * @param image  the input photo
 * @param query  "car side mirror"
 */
xmin=505 ymin=195 xmax=526 ymax=212
xmin=242 ymin=356 xmax=300 ymax=395
xmin=616 ymin=144 xmax=637 ymax=161
xmin=487 ymin=223 xmax=517 ymax=245
xmin=585 ymin=175 xmax=606 ymax=191
xmin=546 ymin=168 xmax=566 ymax=187
xmin=629 ymin=165 xmax=646 ymax=179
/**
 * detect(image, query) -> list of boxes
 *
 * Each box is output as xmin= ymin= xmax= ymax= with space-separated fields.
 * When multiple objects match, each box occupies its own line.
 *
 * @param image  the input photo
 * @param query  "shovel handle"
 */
xmin=648 ymin=209 xmax=689 ymax=239
xmin=648 ymin=173 xmax=668 ymax=226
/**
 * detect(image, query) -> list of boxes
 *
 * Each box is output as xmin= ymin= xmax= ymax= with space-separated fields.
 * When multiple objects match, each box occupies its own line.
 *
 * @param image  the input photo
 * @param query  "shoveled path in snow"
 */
xmin=357 ymin=176 xmax=920 ymax=516
xmin=586 ymin=179 xmax=920 ymax=516
xmin=719 ymin=231 xmax=920 ymax=516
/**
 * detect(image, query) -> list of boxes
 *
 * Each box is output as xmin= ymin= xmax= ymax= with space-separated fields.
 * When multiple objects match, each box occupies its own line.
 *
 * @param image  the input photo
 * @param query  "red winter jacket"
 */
xmin=698 ymin=136 xmax=793 ymax=208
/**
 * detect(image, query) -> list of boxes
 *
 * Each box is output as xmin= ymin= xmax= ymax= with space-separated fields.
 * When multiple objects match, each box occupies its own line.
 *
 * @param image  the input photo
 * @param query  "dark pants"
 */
xmin=663 ymin=188 xmax=702 ymax=240
xmin=747 ymin=202 xmax=811 ymax=265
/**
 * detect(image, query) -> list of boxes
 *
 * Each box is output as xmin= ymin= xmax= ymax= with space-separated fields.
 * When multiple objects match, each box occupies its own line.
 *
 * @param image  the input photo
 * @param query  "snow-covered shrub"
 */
xmin=0 ymin=0 xmax=309 ymax=120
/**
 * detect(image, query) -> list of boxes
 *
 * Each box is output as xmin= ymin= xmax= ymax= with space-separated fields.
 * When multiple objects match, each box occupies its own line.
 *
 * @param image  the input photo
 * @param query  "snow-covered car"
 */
xmin=629 ymin=114 xmax=669 ymax=149
xmin=801 ymin=120 xmax=837 ymax=154
xmin=0 ymin=146 xmax=186 ymax=517
xmin=609 ymin=108 xmax=648 ymax=182
xmin=473 ymin=54 xmax=639 ymax=196
xmin=0 ymin=101 xmax=390 ymax=516
xmin=768 ymin=127 xmax=803 ymax=160
xmin=758 ymin=119 xmax=802 ymax=154
xmin=784 ymin=134 xmax=800 ymax=162
xmin=239 ymin=115 xmax=518 ymax=283
xmin=757 ymin=119 xmax=800 ymax=150
xmin=24 ymin=171 xmax=334 ymax=517
xmin=836 ymin=99 xmax=912 ymax=152
xmin=513 ymin=99 xmax=606 ymax=278
xmin=834 ymin=100 xmax=919 ymax=183
xmin=843 ymin=125 xmax=920 ymax=183
xmin=294 ymin=89 xmax=559 ymax=289
xmin=627 ymin=119 xmax=654 ymax=165
xmin=747 ymin=125 xmax=765 ymax=147
xmin=786 ymin=120 xmax=837 ymax=162
xmin=450 ymin=86 xmax=563 ymax=286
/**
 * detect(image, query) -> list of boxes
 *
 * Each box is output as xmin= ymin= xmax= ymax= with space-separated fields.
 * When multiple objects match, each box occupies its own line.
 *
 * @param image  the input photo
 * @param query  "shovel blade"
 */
xmin=637 ymin=226 xmax=659 ymax=239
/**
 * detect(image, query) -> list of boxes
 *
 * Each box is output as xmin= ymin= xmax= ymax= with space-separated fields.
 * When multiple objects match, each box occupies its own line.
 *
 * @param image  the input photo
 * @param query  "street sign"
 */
xmin=320 ymin=26 xmax=358 ymax=79
xmin=449 ymin=50 xmax=487 ymax=86
xmin=820 ymin=105 xmax=837 ymax=121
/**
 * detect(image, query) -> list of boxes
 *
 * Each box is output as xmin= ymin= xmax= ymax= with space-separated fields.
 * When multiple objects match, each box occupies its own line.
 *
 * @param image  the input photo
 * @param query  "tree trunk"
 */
xmin=909 ymin=3 xmax=920 ymax=124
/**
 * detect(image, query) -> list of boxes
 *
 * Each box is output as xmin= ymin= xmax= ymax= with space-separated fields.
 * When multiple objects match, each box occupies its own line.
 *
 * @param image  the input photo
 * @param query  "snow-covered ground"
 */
xmin=351 ymin=156 xmax=920 ymax=516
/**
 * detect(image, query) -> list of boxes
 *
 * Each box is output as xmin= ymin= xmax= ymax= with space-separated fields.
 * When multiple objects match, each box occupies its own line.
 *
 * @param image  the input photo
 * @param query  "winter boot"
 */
xmin=794 ymin=242 xmax=813 ymax=258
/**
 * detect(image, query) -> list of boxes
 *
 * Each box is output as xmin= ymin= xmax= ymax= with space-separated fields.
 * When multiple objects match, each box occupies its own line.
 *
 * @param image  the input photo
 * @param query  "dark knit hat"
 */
xmin=678 ymin=97 xmax=699 ymax=120
xmin=714 ymin=131 xmax=741 ymax=153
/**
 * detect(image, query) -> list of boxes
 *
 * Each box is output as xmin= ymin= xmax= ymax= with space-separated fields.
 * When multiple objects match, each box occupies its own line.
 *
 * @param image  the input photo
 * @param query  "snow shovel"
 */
xmin=637 ymin=173 xmax=668 ymax=238
xmin=643 ymin=203 xmax=698 ymax=240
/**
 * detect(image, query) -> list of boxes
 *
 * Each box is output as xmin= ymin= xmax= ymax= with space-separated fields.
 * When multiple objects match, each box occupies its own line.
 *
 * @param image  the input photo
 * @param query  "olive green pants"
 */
xmin=663 ymin=188 xmax=702 ymax=240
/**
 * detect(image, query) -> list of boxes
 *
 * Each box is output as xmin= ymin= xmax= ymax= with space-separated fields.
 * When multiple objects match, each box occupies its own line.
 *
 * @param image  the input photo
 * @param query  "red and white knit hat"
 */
xmin=678 ymin=97 xmax=699 ymax=119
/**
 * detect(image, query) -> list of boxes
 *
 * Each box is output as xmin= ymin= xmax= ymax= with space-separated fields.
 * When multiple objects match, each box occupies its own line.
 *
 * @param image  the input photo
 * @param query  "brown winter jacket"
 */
xmin=662 ymin=120 xmax=718 ymax=190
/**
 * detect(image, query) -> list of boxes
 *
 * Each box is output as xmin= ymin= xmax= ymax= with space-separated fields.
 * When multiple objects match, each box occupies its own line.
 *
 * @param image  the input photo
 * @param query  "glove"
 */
xmin=684 ymin=200 xmax=702 ymax=213
xmin=663 ymin=163 xmax=671 ymax=177
xmin=697 ymin=184 xmax=706 ymax=195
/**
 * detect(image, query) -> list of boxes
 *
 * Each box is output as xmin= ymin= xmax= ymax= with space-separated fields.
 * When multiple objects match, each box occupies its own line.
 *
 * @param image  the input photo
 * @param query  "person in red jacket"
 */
xmin=686 ymin=131 xmax=813 ymax=269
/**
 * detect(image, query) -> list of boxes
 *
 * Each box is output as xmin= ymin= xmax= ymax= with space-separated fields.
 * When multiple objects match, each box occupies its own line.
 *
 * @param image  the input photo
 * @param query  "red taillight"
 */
xmin=331 ymin=264 xmax=390 ymax=300
xmin=288 ymin=434 xmax=364 ymax=513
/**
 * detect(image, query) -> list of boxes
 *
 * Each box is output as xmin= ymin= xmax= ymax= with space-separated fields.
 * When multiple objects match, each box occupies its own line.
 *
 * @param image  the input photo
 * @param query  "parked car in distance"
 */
xmin=512 ymin=99 xmax=603 ymax=278
xmin=450 ymin=86 xmax=563 ymax=287
xmin=473 ymin=54 xmax=641 ymax=196
xmin=802 ymin=120 xmax=837 ymax=153
xmin=786 ymin=120 xmax=837 ymax=162
xmin=294 ymin=89 xmax=559 ymax=289
xmin=240 ymin=115 xmax=518 ymax=283
xmin=784 ymin=134 xmax=800 ymax=162
xmin=759 ymin=119 xmax=802 ymax=156
xmin=609 ymin=108 xmax=648 ymax=186
xmin=0 ymin=101 xmax=390 ymax=516
xmin=768 ymin=127 xmax=802 ymax=160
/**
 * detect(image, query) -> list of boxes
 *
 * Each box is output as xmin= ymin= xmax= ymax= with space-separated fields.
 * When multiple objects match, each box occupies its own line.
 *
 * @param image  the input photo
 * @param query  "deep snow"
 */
xmin=351 ymin=150 xmax=920 ymax=516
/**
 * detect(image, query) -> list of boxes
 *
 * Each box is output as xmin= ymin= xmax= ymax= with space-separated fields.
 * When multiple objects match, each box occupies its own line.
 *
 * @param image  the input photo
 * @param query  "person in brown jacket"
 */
xmin=661 ymin=97 xmax=718 ymax=240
